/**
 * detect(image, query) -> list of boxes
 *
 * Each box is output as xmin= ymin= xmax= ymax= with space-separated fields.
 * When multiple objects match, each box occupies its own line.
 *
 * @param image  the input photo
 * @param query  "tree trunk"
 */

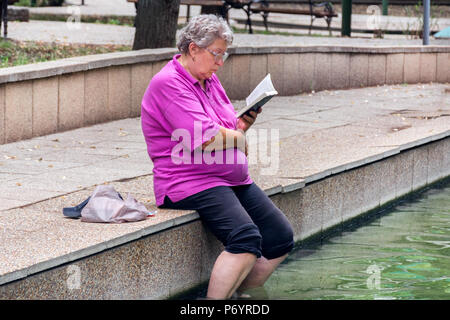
xmin=133 ymin=0 xmax=181 ymax=50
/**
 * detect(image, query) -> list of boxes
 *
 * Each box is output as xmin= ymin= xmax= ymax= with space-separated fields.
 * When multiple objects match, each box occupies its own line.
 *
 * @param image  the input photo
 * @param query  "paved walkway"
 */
xmin=7 ymin=0 xmax=450 ymax=46
xmin=25 ymin=0 xmax=450 ymax=34
xmin=0 ymin=83 xmax=449 ymax=281
xmin=6 ymin=19 xmax=450 ymax=46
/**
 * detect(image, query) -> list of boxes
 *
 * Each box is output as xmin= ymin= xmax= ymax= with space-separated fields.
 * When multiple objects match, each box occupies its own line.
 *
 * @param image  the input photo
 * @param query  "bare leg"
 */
xmin=237 ymin=253 xmax=288 ymax=295
xmin=206 ymin=251 xmax=257 ymax=299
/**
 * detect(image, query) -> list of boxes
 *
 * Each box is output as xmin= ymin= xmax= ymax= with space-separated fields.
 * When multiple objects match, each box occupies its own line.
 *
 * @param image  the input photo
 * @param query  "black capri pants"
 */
xmin=159 ymin=183 xmax=294 ymax=259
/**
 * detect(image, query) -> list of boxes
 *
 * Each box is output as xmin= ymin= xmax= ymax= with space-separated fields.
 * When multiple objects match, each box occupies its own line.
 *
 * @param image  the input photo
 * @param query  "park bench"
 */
xmin=1 ymin=0 xmax=29 ymax=38
xmin=246 ymin=0 xmax=337 ymax=35
xmin=128 ymin=0 xmax=336 ymax=35
xmin=180 ymin=0 xmax=337 ymax=35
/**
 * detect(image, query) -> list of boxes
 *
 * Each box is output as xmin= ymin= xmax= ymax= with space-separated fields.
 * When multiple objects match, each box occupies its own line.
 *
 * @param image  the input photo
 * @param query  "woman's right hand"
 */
xmin=236 ymin=108 xmax=262 ymax=132
xmin=202 ymin=126 xmax=247 ymax=154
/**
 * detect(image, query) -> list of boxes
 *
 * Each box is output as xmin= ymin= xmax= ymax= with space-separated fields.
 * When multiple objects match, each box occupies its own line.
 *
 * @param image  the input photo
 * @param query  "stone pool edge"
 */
xmin=0 ymin=133 xmax=448 ymax=299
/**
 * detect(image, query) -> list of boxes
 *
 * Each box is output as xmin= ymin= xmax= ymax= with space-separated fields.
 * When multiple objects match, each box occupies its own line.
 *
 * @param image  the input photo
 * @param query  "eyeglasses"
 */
xmin=204 ymin=48 xmax=229 ymax=63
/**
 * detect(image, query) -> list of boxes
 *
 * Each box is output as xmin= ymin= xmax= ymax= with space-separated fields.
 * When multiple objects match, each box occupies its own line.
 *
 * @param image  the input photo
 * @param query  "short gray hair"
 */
xmin=177 ymin=14 xmax=233 ymax=54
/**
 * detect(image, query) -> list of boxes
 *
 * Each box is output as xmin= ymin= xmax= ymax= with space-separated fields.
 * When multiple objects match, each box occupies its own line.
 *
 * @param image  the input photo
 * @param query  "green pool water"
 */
xmin=177 ymin=179 xmax=450 ymax=300
xmin=258 ymin=180 xmax=450 ymax=300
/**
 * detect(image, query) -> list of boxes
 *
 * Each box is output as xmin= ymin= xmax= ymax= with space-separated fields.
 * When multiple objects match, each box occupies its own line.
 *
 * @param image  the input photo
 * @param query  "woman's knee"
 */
xmin=224 ymin=223 xmax=263 ymax=258
xmin=262 ymin=217 xmax=294 ymax=260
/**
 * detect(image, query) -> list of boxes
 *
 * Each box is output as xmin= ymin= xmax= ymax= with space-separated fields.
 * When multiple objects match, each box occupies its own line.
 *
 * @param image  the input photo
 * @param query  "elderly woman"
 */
xmin=141 ymin=14 xmax=294 ymax=299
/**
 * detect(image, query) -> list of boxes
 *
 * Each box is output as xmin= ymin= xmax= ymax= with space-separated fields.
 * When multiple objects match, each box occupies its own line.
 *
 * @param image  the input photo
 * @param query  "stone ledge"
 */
xmin=0 ymin=48 xmax=178 ymax=85
xmin=0 ymin=45 xmax=449 ymax=85
xmin=232 ymin=45 xmax=450 ymax=55
xmin=1 ymin=136 xmax=448 ymax=299
xmin=0 ymin=130 xmax=448 ymax=288
xmin=0 ymin=209 xmax=200 ymax=286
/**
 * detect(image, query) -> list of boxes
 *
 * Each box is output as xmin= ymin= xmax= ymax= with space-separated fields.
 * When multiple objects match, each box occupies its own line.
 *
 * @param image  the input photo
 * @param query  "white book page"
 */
xmin=246 ymin=74 xmax=276 ymax=107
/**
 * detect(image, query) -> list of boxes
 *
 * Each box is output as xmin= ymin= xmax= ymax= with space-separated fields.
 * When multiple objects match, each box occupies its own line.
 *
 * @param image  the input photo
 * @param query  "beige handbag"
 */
xmin=80 ymin=185 xmax=152 ymax=223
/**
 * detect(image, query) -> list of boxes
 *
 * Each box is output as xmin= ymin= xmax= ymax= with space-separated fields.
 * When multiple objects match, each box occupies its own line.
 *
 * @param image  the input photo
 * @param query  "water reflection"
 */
xmin=176 ymin=180 xmax=450 ymax=300
xmin=260 ymin=181 xmax=450 ymax=300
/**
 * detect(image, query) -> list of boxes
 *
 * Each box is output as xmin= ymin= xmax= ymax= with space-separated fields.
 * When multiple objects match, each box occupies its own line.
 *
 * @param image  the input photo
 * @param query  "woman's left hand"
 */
xmin=237 ymin=107 xmax=262 ymax=132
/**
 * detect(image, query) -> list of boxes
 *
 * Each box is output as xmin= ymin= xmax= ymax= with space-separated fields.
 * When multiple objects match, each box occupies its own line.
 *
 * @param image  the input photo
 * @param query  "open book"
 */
xmin=236 ymin=74 xmax=278 ymax=118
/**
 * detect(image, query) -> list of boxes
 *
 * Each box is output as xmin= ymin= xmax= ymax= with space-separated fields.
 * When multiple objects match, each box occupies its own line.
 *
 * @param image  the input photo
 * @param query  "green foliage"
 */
xmin=14 ymin=0 xmax=31 ymax=7
xmin=0 ymin=39 xmax=131 ymax=68
xmin=13 ymin=0 xmax=64 ymax=7
xmin=403 ymin=0 xmax=440 ymax=39
xmin=107 ymin=19 xmax=121 ymax=25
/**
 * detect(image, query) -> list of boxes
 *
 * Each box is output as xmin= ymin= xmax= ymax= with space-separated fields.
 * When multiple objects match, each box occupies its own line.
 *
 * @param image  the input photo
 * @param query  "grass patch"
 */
xmin=0 ymin=39 xmax=131 ymax=68
xmin=13 ymin=0 xmax=64 ymax=6
xmin=13 ymin=0 xmax=33 ymax=6
xmin=29 ymin=13 xmax=136 ymax=27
